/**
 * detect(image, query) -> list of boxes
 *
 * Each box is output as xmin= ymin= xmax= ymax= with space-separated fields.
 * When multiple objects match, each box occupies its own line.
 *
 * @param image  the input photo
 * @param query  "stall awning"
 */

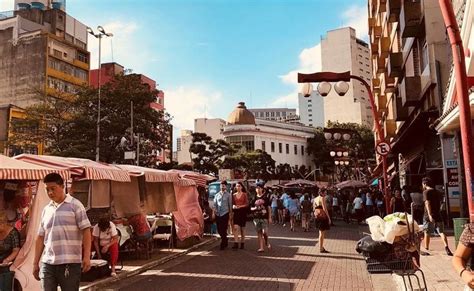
xmin=15 ymin=154 xmax=131 ymax=182
xmin=0 ymin=154 xmax=70 ymax=180
xmin=115 ymin=164 xmax=181 ymax=183
xmin=168 ymin=170 xmax=216 ymax=187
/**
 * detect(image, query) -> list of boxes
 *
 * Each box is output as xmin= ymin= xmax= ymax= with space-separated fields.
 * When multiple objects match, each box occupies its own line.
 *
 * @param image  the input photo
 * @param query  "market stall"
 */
xmin=172 ymin=178 xmax=204 ymax=241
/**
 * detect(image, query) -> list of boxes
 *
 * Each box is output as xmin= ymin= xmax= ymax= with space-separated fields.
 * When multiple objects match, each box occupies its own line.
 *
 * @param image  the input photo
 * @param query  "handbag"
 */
xmin=314 ymin=207 xmax=327 ymax=220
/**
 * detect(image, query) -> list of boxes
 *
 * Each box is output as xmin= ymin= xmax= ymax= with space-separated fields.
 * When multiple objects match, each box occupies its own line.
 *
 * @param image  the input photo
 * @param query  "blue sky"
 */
xmin=2 ymin=0 xmax=368 ymax=133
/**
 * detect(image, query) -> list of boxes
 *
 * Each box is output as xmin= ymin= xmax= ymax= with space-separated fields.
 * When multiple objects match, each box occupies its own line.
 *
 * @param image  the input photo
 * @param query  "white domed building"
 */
xmin=223 ymin=102 xmax=315 ymax=170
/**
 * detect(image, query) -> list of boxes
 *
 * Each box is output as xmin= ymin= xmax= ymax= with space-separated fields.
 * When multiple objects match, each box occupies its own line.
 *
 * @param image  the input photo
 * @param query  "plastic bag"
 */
xmin=356 ymin=235 xmax=392 ymax=260
xmin=366 ymin=215 xmax=385 ymax=242
xmin=383 ymin=212 xmax=419 ymax=244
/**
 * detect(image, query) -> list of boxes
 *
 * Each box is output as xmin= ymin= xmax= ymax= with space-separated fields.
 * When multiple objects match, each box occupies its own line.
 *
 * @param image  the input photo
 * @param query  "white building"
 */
xmin=175 ymin=130 xmax=193 ymax=165
xmin=321 ymin=27 xmax=373 ymax=128
xmin=298 ymin=90 xmax=324 ymax=127
xmin=248 ymin=108 xmax=297 ymax=122
xmin=194 ymin=118 xmax=226 ymax=141
xmin=224 ymin=102 xmax=315 ymax=170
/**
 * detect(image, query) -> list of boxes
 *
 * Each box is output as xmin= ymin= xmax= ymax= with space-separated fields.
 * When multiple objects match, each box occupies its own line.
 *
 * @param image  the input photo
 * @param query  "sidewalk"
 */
xmin=79 ymin=235 xmax=218 ymax=290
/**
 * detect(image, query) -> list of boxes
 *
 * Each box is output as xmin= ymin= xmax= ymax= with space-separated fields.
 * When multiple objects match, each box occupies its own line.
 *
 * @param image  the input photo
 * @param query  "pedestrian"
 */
xmin=313 ymin=188 xmax=331 ymax=253
xmin=401 ymin=185 xmax=412 ymax=212
xmin=365 ymin=190 xmax=374 ymax=218
xmin=276 ymin=193 xmax=285 ymax=225
xmin=213 ymin=180 xmax=233 ymax=250
xmin=390 ymin=189 xmax=404 ymax=213
xmin=33 ymin=173 xmax=92 ymax=291
xmin=280 ymin=190 xmax=289 ymax=227
xmin=287 ymin=192 xmax=299 ymax=231
xmin=92 ymin=217 xmax=119 ymax=277
xmin=375 ymin=192 xmax=385 ymax=217
xmin=269 ymin=190 xmax=279 ymax=224
xmin=332 ymin=193 xmax=340 ymax=220
xmin=353 ymin=192 xmax=364 ymax=224
xmin=410 ymin=185 xmax=424 ymax=225
xmin=300 ymin=194 xmax=312 ymax=232
xmin=421 ymin=177 xmax=453 ymax=256
xmin=452 ymin=222 xmax=474 ymax=289
xmin=232 ymin=182 xmax=248 ymax=250
xmin=251 ymin=183 xmax=272 ymax=252
xmin=325 ymin=191 xmax=334 ymax=225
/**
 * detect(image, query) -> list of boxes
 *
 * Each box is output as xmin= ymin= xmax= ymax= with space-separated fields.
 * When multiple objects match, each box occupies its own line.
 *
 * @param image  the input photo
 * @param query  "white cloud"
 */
xmin=87 ymin=21 xmax=152 ymax=73
xmin=0 ymin=1 xmax=14 ymax=11
xmin=341 ymin=4 xmax=369 ymax=40
xmin=164 ymin=86 xmax=222 ymax=131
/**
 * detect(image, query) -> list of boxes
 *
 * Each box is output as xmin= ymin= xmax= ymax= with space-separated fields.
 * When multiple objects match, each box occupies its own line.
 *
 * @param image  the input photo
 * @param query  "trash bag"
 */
xmin=356 ymin=235 xmax=392 ymax=260
xmin=383 ymin=212 xmax=419 ymax=244
xmin=366 ymin=215 xmax=385 ymax=241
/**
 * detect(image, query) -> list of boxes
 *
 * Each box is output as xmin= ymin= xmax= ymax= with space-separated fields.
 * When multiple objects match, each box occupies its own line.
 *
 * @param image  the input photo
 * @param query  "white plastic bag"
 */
xmin=366 ymin=215 xmax=386 ymax=242
xmin=383 ymin=212 xmax=419 ymax=244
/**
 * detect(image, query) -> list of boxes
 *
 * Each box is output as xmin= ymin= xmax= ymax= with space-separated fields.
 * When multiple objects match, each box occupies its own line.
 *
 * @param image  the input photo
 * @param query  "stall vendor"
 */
xmin=0 ymin=212 xmax=20 ymax=271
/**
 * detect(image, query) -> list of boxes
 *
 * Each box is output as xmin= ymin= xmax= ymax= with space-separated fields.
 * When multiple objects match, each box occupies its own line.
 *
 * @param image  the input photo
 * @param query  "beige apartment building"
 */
xmin=368 ymin=0 xmax=451 ymax=205
xmin=321 ymin=27 xmax=374 ymax=128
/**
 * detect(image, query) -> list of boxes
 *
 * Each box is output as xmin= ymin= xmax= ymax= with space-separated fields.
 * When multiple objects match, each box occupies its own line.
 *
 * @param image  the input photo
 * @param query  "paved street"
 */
xmin=103 ymin=222 xmax=395 ymax=291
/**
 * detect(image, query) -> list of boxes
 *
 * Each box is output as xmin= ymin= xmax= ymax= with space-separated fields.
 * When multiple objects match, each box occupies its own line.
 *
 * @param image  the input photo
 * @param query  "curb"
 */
xmin=80 ymin=236 xmax=219 ymax=290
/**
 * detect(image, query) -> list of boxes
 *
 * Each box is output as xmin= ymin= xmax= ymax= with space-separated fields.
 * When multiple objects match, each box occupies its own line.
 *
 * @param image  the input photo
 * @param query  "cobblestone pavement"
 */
xmin=103 ymin=221 xmax=396 ymax=291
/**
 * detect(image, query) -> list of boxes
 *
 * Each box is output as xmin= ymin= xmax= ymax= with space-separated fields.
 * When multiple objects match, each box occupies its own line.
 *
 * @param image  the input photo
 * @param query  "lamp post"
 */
xmin=87 ymin=26 xmax=113 ymax=162
xmin=298 ymin=71 xmax=391 ymax=213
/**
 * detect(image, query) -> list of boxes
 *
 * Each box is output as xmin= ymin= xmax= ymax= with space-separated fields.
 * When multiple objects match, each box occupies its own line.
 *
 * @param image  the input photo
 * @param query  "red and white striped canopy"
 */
xmin=0 ymin=154 xmax=70 ymax=180
xmin=15 ymin=154 xmax=131 ymax=182
xmin=168 ymin=170 xmax=216 ymax=187
xmin=115 ymin=164 xmax=181 ymax=183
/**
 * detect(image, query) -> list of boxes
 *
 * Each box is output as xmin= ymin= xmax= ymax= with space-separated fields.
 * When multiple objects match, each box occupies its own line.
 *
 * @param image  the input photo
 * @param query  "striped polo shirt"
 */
xmin=38 ymin=194 xmax=91 ymax=265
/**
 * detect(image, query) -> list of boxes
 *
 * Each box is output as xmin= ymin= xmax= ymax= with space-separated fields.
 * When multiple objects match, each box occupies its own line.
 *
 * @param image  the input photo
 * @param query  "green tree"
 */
xmin=189 ymin=133 xmax=238 ymax=175
xmin=10 ymin=74 xmax=172 ymax=167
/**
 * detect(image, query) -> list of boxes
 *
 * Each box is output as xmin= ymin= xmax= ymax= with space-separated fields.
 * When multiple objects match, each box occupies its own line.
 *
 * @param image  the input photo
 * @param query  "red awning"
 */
xmin=0 ymin=154 xmax=70 ymax=180
xmin=15 ymin=154 xmax=130 ymax=182
xmin=168 ymin=170 xmax=216 ymax=187
xmin=115 ymin=164 xmax=181 ymax=183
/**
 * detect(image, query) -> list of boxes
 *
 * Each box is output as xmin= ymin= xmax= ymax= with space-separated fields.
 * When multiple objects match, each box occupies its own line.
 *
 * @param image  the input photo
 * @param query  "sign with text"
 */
xmin=376 ymin=141 xmax=391 ymax=156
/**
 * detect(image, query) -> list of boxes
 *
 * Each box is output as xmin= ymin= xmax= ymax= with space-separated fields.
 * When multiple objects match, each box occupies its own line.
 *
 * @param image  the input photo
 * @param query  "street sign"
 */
xmin=376 ymin=141 xmax=391 ymax=156
xmin=124 ymin=151 xmax=136 ymax=160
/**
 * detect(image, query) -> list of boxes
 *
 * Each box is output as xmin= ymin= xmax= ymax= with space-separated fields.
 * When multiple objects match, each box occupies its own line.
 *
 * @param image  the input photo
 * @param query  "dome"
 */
xmin=227 ymin=102 xmax=256 ymax=125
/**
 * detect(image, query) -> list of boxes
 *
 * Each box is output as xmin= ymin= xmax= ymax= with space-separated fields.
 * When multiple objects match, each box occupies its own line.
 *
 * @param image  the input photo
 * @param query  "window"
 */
xmin=309 ymin=114 xmax=312 ymax=117
xmin=271 ymin=142 xmax=275 ymax=152
xmin=308 ymin=104 xmax=312 ymax=107
xmin=308 ymin=109 xmax=312 ymax=112
xmin=309 ymin=124 xmax=313 ymax=126
xmin=271 ymin=112 xmax=275 ymax=117
xmin=279 ymin=143 xmax=282 ymax=153
xmin=53 ymin=49 xmax=62 ymax=58
xmin=301 ymin=145 xmax=304 ymax=155
xmin=265 ymin=112 xmax=270 ymax=117
xmin=277 ymin=112 xmax=281 ymax=117
xmin=286 ymin=144 xmax=289 ymax=154
xmin=226 ymin=135 xmax=255 ymax=151
xmin=76 ymin=51 xmax=88 ymax=63
xmin=294 ymin=145 xmax=297 ymax=155
xmin=307 ymin=99 xmax=312 ymax=102
xmin=309 ymin=119 xmax=312 ymax=122
xmin=262 ymin=141 xmax=266 ymax=151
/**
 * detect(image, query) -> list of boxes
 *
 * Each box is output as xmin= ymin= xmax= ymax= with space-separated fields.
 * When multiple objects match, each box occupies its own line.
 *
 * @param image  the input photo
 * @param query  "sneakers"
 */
xmin=319 ymin=248 xmax=330 ymax=254
xmin=445 ymin=247 xmax=453 ymax=256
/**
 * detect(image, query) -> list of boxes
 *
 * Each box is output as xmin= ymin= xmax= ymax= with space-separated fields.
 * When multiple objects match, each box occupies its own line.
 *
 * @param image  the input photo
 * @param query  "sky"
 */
xmin=1 ymin=0 xmax=369 ymax=135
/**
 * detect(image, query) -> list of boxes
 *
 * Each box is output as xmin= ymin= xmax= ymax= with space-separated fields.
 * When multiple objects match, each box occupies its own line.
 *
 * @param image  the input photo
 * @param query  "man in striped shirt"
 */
xmin=33 ymin=173 xmax=92 ymax=291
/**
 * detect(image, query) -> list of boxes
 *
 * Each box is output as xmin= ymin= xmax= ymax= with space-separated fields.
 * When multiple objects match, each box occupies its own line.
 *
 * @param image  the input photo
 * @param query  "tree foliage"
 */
xmin=9 ymin=74 xmax=172 ymax=167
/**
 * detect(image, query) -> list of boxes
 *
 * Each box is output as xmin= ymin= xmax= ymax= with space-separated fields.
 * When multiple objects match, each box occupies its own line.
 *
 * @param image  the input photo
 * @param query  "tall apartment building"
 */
xmin=248 ymin=108 xmax=297 ymax=122
xmin=0 ymin=0 xmax=90 ymax=155
xmin=368 ymin=0 xmax=450 ymax=203
xmin=321 ymin=27 xmax=374 ymax=128
xmin=298 ymin=91 xmax=324 ymax=127
xmin=89 ymin=62 xmax=171 ymax=163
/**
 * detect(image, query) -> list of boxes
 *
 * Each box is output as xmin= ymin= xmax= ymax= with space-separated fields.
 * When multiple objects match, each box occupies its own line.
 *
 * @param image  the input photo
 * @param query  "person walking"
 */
xmin=365 ymin=191 xmax=374 ymax=218
xmin=390 ymin=189 xmax=405 ymax=213
xmin=269 ymin=190 xmax=279 ymax=224
xmin=421 ymin=177 xmax=453 ymax=256
xmin=33 ymin=173 xmax=92 ymax=291
xmin=313 ymin=188 xmax=331 ymax=253
xmin=287 ymin=192 xmax=299 ymax=231
xmin=251 ymin=183 xmax=272 ymax=253
xmin=300 ymin=194 xmax=312 ymax=232
xmin=375 ymin=192 xmax=385 ymax=217
xmin=213 ymin=181 xmax=233 ymax=250
xmin=353 ymin=192 xmax=364 ymax=224
xmin=232 ymin=182 xmax=248 ymax=250
xmin=276 ymin=194 xmax=285 ymax=225
xmin=280 ymin=191 xmax=289 ymax=227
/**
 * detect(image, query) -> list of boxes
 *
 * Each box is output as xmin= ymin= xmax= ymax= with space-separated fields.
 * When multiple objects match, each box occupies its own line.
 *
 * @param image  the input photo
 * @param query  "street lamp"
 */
xmin=298 ymin=71 xmax=390 ymax=213
xmin=330 ymin=151 xmax=336 ymax=157
xmin=87 ymin=26 xmax=113 ymax=162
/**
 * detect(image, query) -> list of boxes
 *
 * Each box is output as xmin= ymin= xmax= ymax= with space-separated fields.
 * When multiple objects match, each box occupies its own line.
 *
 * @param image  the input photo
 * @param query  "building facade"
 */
xmin=248 ymin=108 xmax=297 ymax=122
xmin=194 ymin=118 xmax=226 ymax=141
xmin=435 ymin=0 xmax=474 ymax=215
xmin=298 ymin=90 xmax=324 ymax=127
xmin=321 ymin=27 xmax=374 ymax=128
xmin=368 ymin=0 xmax=451 ymax=205
xmin=224 ymin=102 xmax=314 ymax=170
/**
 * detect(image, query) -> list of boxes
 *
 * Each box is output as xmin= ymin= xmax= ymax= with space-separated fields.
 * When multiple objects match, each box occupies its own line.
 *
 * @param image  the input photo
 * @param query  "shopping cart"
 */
xmin=363 ymin=210 xmax=427 ymax=291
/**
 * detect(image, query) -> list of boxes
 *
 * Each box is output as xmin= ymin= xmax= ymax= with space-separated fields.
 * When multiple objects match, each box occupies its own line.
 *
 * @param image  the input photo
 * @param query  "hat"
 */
xmin=256 ymin=179 xmax=265 ymax=188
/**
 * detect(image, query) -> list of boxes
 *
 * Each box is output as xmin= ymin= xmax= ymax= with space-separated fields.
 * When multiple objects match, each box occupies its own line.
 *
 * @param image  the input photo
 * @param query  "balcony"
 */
xmin=378 ymin=36 xmax=391 ymax=59
xmin=380 ymin=72 xmax=396 ymax=93
xmin=375 ymin=55 xmax=386 ymax=74
xmin=400 ymin=0 xmax=422 ymax=38
xmin=384 ymin=119 xmax=397 ymax=139
xmin=399 ymin=75 xmax=422 ymax=107
xmin=371 ymin=43 xmax=379 ymax=56
xmin=387 ymin=0 xmax=401 ymax=22
xmin=368 ymin=17 xmax=376 ymax=33
xmin=387 ymin=52 xmax=403 ymax=78
xmin=377 ymin=0 xmax=387 ymax=14
xmin=392 ymin=96 xmax=408 ymax=121
xmin=377 ymin=94 xmax=388 ymax=115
